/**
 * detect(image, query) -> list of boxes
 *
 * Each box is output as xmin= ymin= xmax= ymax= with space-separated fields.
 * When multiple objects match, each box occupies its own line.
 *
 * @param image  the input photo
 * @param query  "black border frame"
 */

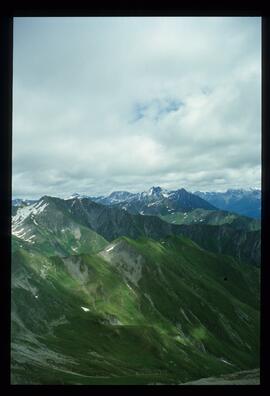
xmin=1 ymin=4 xmax=268 ymax=394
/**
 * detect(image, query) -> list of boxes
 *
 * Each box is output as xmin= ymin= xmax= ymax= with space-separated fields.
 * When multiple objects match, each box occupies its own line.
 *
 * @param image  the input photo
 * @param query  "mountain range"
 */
xmin=12 ymin=195 xmax=260 ymax=266
xmin=12 ymin=186 xmax=261 ymax=219
xmin=91 ymin=187 xmax=216 ymax=215
xmin=11 ymin=189 xmax=261 ymax=384
xmin=194 ymin=189 xmax=261 ymax=219
xmin=70 ymin=186 xmax=260 ymax=219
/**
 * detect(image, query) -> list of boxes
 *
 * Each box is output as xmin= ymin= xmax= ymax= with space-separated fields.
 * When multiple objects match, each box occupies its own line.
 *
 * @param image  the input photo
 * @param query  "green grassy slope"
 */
xmin=12 ymin=197 xmax=261 ymax=266
xmin=58 ymin=197 xmax=261 ymax=266
xmin=160 ymin=208 xmax=260 ymax=231
xmin=12 ymin=198 xmax=108 ymax=257
xmin=11 ymin=235 xmax=260 ymax=384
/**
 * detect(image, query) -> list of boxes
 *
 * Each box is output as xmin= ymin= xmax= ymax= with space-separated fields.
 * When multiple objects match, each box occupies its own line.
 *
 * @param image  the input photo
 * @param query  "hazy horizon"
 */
xmin=12 ymin=184 xmax=261 ymax=201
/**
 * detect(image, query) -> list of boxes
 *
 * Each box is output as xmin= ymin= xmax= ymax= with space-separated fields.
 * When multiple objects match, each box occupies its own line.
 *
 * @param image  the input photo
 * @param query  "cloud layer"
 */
xmin=13 ymin=17 xmax=261 ymax=198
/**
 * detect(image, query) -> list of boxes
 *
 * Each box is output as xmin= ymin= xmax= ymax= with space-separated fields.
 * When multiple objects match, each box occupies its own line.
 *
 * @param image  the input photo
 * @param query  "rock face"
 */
xmin=99 ymin=239 xmax=144 ymax=286
xmin=11 ymin=196 xmax=109 ymax=256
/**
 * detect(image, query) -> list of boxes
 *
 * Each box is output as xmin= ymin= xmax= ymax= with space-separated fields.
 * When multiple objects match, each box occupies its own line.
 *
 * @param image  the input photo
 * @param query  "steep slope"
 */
xmin=11 ymin=235 xmax=260 ymax=384
xmin=92 ymin=191 xmax=136 ymax=206
xmin=12 ymin=196 xmax=261 ymax=266
xmin=194 ymin=189 xmax=261 ymax=219
xmin=160 ymin=208 xmax=260 ymax=232
xmin=12 ymin=196 xmax=108 ymax=256
xmin=174 ymin=224 xmax=261 ymax=267
xmin=65 ymin=197 xmax=260 ymax=266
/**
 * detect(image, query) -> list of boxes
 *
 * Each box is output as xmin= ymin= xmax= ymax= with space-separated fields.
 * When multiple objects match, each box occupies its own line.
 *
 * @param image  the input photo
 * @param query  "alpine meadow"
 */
xmin=11 ymin=17 xmax=261 ymax=385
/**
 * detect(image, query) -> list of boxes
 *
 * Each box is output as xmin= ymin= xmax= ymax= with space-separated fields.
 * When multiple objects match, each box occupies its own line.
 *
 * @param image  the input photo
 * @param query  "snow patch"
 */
xmin=220 ymin=358 xmax=233 ymax=366
xmin=12 ymin=226 xmax=36 ymax=243
xmin=144 ymin=293 xmax=155 ymax=308
xmin=126 ymin=282 xmax=137 ymax=295
xmin=106 ymin=245 xmax=115 ymax=252
xmin=180 ymin=308 xmax=192 ymax=324
xmin=12 ymin=200 xmax=48 ymax=228
xmin=81 ymin=306 xmax=90 ymax=312
xmin=24 ymin=236 xmax=35 ymax=244
xmin=33 ymin=201 xmax=48 ymax=214
xmin=73 ymin=227 xmax=81 ymax=240
xmin=13 ymin=227 xmax=25 ymax=236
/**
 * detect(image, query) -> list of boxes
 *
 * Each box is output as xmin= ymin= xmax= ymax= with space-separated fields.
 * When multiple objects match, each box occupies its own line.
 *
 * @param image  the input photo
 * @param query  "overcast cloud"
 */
xmin=12 ymin=17 xmax=261 ymax=198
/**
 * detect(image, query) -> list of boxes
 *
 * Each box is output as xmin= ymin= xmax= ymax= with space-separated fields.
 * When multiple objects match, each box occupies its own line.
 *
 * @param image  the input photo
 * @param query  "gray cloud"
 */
xmin=12 ymin=17 xmax=261 ymax=198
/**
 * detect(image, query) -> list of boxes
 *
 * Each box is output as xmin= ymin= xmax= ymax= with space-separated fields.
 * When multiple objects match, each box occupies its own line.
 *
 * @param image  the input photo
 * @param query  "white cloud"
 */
xmin=12 ymin=17 xmax=261 ymax=198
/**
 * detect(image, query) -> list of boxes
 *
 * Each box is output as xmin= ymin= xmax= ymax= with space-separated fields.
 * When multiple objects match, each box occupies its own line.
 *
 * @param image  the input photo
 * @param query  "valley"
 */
xmin=11 ymin=188 xmax=261 ymax=385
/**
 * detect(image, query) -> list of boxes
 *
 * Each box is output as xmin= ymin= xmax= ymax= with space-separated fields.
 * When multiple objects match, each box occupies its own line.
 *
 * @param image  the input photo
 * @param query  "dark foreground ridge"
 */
xmin=180 ymin=368 xmax=260 ymax=385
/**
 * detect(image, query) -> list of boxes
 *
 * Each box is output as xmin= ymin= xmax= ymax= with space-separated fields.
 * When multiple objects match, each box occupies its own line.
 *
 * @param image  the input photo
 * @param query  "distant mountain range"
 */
xmin=91 ymin=186 xmax=216 ymax=215
xmin=194 ymin=189 xmax=261 ymax=219
xmin=12 ymin=198 xmax=37 ymax=207
xmin=12 ymin=187 xmax=261 ymax=219
xmin=65 ymin=186 xmax=261 ymax=219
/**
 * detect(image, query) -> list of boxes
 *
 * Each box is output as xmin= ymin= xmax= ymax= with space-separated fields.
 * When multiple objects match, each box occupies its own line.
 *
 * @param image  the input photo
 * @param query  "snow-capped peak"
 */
xmin=12 ymin=200 xmax=49 ymax=226
xmin=64 ymin=192 xmax=89 ymax=200
xmin=107 ymin=191 xmax=135 ymax=202
xmin=148 ymin=186 xmax=163 ymax=196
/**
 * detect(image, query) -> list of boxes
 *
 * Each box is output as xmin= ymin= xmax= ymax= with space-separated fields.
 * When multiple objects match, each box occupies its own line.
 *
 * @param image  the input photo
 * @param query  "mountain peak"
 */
xmin=172 ymin=188 xmax=188 ymax=196
xmin=108 ymin=191 xmax=133 ymax=199
xmin=64 ymin=192 xmax=89 ymax=201
xmin=39 ymin=195 xmax=53 ymax=202
xmin=148 ymin=186 xmax=163 ymax=196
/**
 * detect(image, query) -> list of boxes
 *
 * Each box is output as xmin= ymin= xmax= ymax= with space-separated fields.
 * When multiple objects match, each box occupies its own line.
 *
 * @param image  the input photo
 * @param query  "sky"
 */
xmin=12 ymin=17 xmax=261 ymax=199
